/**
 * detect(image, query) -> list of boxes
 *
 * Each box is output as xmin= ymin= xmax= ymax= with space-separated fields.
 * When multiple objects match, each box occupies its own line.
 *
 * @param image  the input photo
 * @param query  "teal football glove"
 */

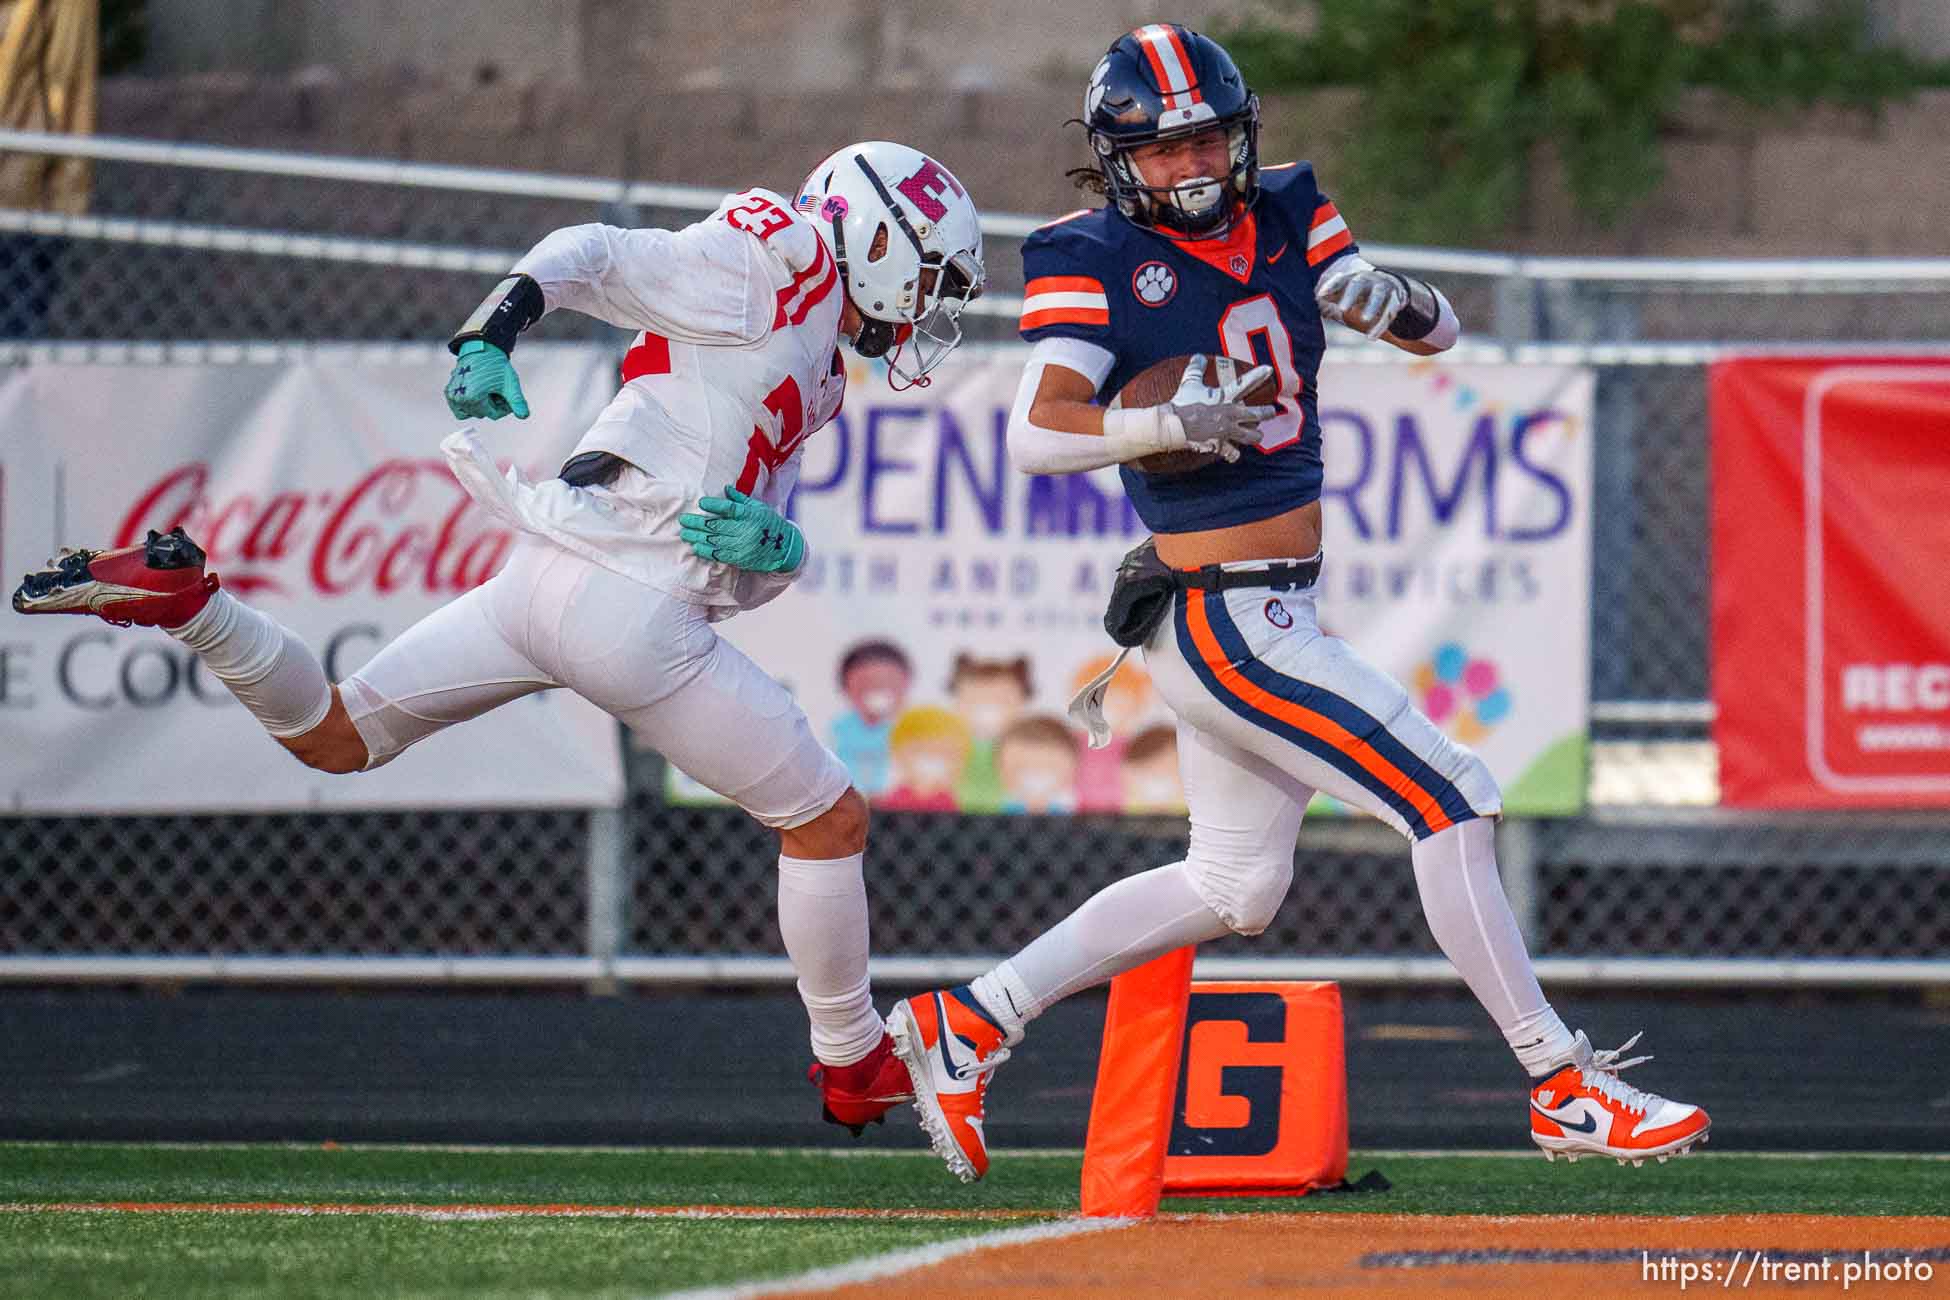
xmin=679 ymin=486 xmax=805 ymax=573
xmin=444 ymin=339 xmax=530 ymax=420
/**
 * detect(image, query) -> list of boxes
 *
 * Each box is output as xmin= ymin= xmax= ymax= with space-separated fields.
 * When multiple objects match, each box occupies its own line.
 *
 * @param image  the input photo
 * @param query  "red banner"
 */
xmin=1711 ymin=357 xmax=1950 ymax=807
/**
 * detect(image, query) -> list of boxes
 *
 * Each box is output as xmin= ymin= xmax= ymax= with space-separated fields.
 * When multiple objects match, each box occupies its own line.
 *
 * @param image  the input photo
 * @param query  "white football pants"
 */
xmin=338 ymin=535 xmax=850 ymax=828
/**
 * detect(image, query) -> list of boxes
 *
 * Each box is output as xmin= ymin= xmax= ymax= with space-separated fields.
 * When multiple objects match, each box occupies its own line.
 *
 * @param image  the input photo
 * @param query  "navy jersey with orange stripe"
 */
xmin=1018 ymin=162 xmax=1357 ymax=534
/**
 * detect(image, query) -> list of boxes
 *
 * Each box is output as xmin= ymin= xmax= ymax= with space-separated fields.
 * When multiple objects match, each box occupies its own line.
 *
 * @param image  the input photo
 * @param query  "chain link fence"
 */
xmin=0 ymin=807 xmax=589 ymax=955
xmin=3 ymin=131 xmax=1947 ymax=981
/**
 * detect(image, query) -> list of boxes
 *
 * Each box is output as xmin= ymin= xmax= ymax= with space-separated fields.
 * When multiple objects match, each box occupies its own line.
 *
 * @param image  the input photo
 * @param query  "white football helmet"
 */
xmin=796 ymin=141 xmax=985 ymax=388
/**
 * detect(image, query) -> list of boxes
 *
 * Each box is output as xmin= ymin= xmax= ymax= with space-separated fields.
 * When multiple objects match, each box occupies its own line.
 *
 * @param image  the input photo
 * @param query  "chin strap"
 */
xmin=1068 ymin=647 xmax=1135 ymax=749
xmin=828 ymin=157 xmax=919 ymax=364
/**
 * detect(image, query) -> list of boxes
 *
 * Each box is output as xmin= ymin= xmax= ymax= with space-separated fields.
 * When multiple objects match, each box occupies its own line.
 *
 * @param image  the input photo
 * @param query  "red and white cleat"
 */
xmin=808 ymin=1031 xmax=914 ymax=1136
xmin=887 ymin=986 xmax=1015 ymax=1183
xmin=1531 ymin=1031 xmax=1711 ymax=1166
xmin=11 ymin=527 xmax=218 ymax=629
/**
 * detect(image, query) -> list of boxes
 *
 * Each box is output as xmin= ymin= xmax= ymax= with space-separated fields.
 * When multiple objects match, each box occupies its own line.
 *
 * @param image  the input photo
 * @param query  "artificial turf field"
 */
xmin=2 ymin=1144 xmax=1947 ymax=1298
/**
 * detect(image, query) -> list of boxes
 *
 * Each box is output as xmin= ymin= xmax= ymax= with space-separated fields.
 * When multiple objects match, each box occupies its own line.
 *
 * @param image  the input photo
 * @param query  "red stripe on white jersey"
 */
xmin=619 ymin=330 xmax=671 ymax=383
xmin=773 ymin=238 xmax=837 ymax=329
xmin=786 ymin=259 xmax=838 ymax=326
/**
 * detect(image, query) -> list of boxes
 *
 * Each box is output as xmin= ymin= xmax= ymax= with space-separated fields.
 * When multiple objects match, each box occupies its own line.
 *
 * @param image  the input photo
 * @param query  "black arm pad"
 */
xmin=1381 ymin=270 xmax=1441 ymax=341
xmin=448 ymin=273 xmax=545 ymax=356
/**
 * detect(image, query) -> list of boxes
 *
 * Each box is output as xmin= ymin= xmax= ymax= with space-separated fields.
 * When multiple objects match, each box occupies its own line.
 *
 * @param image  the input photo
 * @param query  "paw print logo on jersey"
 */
xmin=1132 ymin=261 xmax=1176 ymax=307
xmin=1415 ymin=641 xmax=1512 ymax=746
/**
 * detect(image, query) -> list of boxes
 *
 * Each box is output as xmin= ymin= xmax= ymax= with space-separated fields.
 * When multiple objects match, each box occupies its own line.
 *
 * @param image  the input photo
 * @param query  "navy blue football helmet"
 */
xmin=1082 ymin=24 xmax=1261 ymax=236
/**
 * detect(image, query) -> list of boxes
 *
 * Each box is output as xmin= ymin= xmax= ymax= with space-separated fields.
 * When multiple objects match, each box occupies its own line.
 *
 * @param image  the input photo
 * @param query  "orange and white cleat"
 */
xmin=1530 ymin=1031 xmax=1710 ymax=1166
xmin=11 ymin=526 xmax=218 ymax=629
xmin=808 ymin=1031 xmax=914 ymax=1136
xmin=887 ymin=986 xmax=1015 ymax=1183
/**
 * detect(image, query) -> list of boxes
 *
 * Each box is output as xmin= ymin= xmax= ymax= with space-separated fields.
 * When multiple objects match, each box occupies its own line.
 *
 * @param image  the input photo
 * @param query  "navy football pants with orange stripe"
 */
xmin=1141 ymin=573 xmax=1502 ymax=927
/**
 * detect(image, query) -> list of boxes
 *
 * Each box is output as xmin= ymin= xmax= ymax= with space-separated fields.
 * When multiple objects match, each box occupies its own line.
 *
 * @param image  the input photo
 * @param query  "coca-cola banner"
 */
xmin=1711 ymin=356 xmax=1950 ymax=807
xmin=673 ymin=353 xmax=1594 ymax=817
xmin=0 ymin=346 xmax=625 ymax=812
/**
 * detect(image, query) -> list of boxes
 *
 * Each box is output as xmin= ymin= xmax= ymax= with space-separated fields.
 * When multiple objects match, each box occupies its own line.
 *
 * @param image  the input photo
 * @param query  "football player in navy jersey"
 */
xmin=885 ymin=24 xmax=1708 ymax=1184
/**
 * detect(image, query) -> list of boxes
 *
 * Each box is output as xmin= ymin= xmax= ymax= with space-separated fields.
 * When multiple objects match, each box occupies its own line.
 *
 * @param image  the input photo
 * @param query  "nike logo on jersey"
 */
xmin=1267 ymin=242 xmax=1290 ymax=264
xmin=1531 ymin=1100 xmax=1602 ymax=1134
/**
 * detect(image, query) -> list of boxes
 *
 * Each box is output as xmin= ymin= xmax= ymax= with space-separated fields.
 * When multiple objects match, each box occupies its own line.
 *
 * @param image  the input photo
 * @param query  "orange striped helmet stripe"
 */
xmin=1161 ymin=26 xmax=1205 ymax=104
xmin=1135 ymin=30 xmax=1178 ymax=104
xmin=1181 ymin=589 xmax=1455 ymax=835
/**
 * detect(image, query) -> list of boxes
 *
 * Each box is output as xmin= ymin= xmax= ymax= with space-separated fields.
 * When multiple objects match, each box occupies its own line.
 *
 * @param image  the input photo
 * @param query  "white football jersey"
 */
xmin=465 ymin=188 xmax=848 ymax=612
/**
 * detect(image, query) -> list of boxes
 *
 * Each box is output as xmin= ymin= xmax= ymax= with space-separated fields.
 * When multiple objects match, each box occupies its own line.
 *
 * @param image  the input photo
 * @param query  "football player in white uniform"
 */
xmin=12 ymin=140 xmax=987 ymax=1137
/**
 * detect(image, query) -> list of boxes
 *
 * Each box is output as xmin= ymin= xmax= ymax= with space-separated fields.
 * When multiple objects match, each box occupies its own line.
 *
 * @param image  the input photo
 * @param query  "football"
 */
xmin=1110 ymin=353 xmax=1277 ymax=476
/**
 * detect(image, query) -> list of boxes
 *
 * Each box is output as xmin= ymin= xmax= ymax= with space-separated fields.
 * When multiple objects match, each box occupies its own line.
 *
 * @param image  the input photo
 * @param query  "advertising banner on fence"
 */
xmin=0 ymin=345 xmax=625 ymax=813
xmin=1712 ymin=356 xmax=1950 ymax=807
xmin=671 ymin=354 xmax=1594 ymax=817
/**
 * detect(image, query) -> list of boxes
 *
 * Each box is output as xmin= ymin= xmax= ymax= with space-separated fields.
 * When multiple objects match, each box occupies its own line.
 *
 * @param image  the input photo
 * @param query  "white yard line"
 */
xmin=658 ymin=1216 xmax=1134 ymax=1300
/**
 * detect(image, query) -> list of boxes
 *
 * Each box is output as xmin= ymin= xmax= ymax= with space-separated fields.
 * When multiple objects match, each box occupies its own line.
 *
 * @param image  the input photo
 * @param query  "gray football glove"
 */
xmin=1315 ymin=257 xmax=1407 ymax=340
xmin=1165 ymin=354 xmax=1278 ymax=462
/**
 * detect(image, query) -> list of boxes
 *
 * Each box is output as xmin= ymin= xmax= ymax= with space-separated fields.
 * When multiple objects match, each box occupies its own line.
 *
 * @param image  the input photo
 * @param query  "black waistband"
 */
xmin=558 ymin=450 xmax=630 ymax=488
xmin=1176 ymin=556 xmax=1322 ymax=593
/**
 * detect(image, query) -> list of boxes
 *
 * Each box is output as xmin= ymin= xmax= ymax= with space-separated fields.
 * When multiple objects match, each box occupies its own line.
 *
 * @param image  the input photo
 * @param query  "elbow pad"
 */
xmin=449 ymin=273 xmax=545 ymax=356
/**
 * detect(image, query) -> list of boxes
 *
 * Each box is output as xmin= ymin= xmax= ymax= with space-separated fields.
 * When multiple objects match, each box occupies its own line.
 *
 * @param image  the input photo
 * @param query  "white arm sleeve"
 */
xmin=1007 ymin=336 xmax=1193 ymax=475
xmin=1412 ymin=283 xmax=1461 ymax=351
xmin=512 ymin=217 xmax=775 ymax=344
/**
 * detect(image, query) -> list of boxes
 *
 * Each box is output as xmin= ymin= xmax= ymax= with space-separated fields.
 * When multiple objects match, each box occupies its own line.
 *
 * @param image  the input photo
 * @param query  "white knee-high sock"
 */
xmin=165 ymin=590 xmax=332 ymax=739
xmin=1411 ymin=817 xmax=1575 ymax=1076
xmin=777 ymin=852 xmax=884 ymax=1066
xmin=969 ymin=860 xmax=1231 ymax=1041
